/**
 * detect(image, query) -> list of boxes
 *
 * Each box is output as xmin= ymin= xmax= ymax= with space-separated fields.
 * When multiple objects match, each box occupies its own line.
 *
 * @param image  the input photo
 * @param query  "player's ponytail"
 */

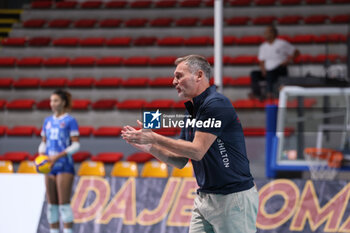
xmin=53 ymin=89 xmax=72 ymax=111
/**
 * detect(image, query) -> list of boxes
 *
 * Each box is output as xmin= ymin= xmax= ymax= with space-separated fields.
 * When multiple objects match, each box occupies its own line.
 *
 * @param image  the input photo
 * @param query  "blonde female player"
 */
xmin=38 ymin=90 xmax=80 ymax=233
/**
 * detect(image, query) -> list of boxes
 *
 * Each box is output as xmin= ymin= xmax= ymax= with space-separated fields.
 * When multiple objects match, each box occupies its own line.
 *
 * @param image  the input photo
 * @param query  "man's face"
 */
xmin=264 ymin=27 xmax=275 ymax=41
xmin=173 ymin=62 xmax=197 ymax=99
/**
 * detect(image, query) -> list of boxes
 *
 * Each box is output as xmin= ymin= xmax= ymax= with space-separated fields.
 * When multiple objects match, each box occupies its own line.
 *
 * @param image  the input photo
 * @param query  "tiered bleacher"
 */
xmin=0 ymin=0 xmax=348 ymax=176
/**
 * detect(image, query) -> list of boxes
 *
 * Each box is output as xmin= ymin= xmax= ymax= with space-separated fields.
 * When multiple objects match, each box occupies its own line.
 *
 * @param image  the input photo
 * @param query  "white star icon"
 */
xmin=150 ymin=109 xmax=162 ymax=122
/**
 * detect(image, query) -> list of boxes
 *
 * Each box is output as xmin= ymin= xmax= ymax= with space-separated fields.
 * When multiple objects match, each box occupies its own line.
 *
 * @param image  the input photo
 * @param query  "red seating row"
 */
xmin=2 ymin=33 xmax=347 ymax=47
xmin=0 ymin=76 xmax=250 ymax=89
xmin=30 ymin=0 xmax=350 ymax=9
xmin=0 ymin=150 xmax=154 ymax=163
xmin=21 ymin=14 xmax=350 ymax=28
xmin=0 ymin=98 xmax=186 ymax=110
xmin=0 ymin=124 xmax=283 ymax=138
xmin=0 ymin=95 xmax=317 ymax=111
xmin=0 ymin=54 xmax=345 ymax=67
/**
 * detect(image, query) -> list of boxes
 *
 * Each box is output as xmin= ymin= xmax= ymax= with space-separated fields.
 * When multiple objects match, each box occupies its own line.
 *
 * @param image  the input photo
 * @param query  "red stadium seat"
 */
xmin=55 ymin=1 xmax=78 ymax=8
xmin=92 ymin=99 xmax=118 ymax=110
xmin=303 ymin=15 xmax=328 ymax=24
xmin=144 ymin=99 xmax=175 ymax=109
xmin=72 ymin=99 xmax=91 ymax=110
xmin=94 ymin=77 xmax=123 ymax=87
xmin=80 ymin=1 xmax=103 ymax=8
xmin=1 ymin=37 xmax=26 ymax=46
xmin=287 ymin=98 xmax=317 ymax=108
xmin=254 ymin=0 xmax=275 ymax=5
xmin=36 ymin=99 xmax=50 ymax=110
xmin=201 ymin=17 xmax=214 ymax=26
xmin=73 ymin=151 xmax=91 ymax=162
xmin=229 ymin=55 xmax=258 ymax=65
xmin=180 ymin=0 xmax=202 ymax=7
xmin=105 ymin=0 xmax=128 ymax=8
xmin=92 ymin=152 xmax=123 ymax=163
xmin=149 ymin=56 xmax=177 ymax=66
xmin=70 ymin=57 xmax=96 ymax=66
xmin=122 ymin=77 xmax=150 ymax=87
xmin=173 ymin=100 xmax=187 ymax=109
xmin=278 ymin=35 xmax=292 ymax=42
xmin=154 ymin=128 xmax=180 ymax=136
xmin=133 ymin=37 xmax=157 ymax=46
xmin=31 ymin=1 xmax=52 ymax=8
xmin=127 ymin=152 xmax=154 ymax=163
xmin=124 ymin=18 xmax=148 ymax=27
xmin=155 ymin=0 xmax=177 ymax=7
xmin=7 ymin=126 xmax=36 ymax=136
xmin=123 ymin=57 xmax=150 ymax=66
xmin=294 ymin=54 xmax=313 ymax=64
xmin=68 ymin=77 xmax=95 ymax=88
xmin=149 ymin=77 xmax=174 ymax=87
xmin=0 ymin=78 xmax=13 ymax=88
xmin=223 ymin=36 xmax=237 ymax=45
xmin=13 ymin=78 xmax=40 ymax=88
xmin=226 ymin=17 xmax=250 ymax=25
xmin=206 ymin=56 xmax=231 ymax=65
xmin=236 ymin=35 xmax=264 ymax=45
xmin=40 ymin=77 xmax=68 ymax=88
xmin=93 ymin=126 xmax=122 ymax=137
xmin=99 ymin=19 xmax=123 ymax=27
xmin=175 ymin=17 xmax=199 ymax=26
xmin=252 ymin=16 xmax=276 ymax=25
xmin=17 ymin=57 xmax=43 ymax=67
xmin=0 ymin=100 xmax=5 ymax=110
xmin=117 ymin=99 xmax=147 ymax=109
xmin=44 ymin=57 xmax=70 ymax=67
xmin=229 ymin=0 xmax=251 ymax=5
xmin=53 ymin=37 xmax=79 ymax=46
xmin=232 ymin=99 xmax=257 ymax=108
xmin=277 ymin=15 xmax=302 ymax=24
xmin=305 ymin=0 xmax=326 ymax=4
xmin=157 ymin=37 xmax=185 ymax=46
xmin=184 ymin=36 xmax=213 ymax=46
xmin=230 ymin=76 xmax=251 ymax=86
xmin=330 ymin=15 xmax=350 ymax=24
xmin=74 ymin=19 xmax=97 ymax=28
xmin=79 ymin=126 xmax=94 ymax=136
xmin=1 ymin=151 xmax=31 ymax=162
xmin=150 ymin=18 xmax=174 ymax=27
xmin=6 ymin=99 xmax=35 ymax=110
xmin=279 ymin=0 xmax=301 ymax=4
xmin=290 ymin=34 xmax=316 ymax=44
xmin=316 ymin=34 xmax=346 ymax=43
xmin=22 ymin=19 xmax=46 ymax=28
xmin=0 ymin=57 xmax=17 ymax=67
xmin=106 ymin=37 xmax=132 ymax=46
xmin=48 ymin=19 xmax=72 ymax=28
xmin=130 ymin=0 xmax=152 ymax=8
xmin=28 ymin=37 xmax=51 ymax=46
xmin=312 ymin=54 xmax=340 ymax=63
xmin=0 ymin=125 xmax=7 ymax=136
xmin=79 ymin=37 xmax=106 ymax=46
xmin=243 ymin=128 xmax=266 ymax=137
xmin=96 ymin=57 xmax=124 ymax=66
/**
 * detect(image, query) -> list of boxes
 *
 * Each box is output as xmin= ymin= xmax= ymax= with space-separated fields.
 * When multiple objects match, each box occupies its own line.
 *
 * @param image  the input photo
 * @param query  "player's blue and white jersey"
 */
xmin=41 ymin=113 xmax=79 ymax=156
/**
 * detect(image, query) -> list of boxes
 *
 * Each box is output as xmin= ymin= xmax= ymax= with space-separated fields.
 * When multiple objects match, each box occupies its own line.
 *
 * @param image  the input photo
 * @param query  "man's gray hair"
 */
xmin=175 ymin=55 xmax=211 ymax=80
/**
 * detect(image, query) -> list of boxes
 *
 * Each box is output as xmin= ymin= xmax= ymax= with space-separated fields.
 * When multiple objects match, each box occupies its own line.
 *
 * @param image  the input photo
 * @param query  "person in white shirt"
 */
xmin=249 ymin=25 xmax=300 ymax=99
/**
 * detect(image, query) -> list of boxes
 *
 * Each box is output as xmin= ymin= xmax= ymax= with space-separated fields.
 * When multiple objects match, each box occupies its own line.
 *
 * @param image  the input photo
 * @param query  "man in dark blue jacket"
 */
xmin=122 ymin=55 xmax=259 ymax=233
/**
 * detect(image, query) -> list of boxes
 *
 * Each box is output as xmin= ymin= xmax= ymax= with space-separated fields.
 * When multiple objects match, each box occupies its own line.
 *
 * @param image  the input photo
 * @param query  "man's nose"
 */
xmin=172 ymin=77 xmax=178 ymax=86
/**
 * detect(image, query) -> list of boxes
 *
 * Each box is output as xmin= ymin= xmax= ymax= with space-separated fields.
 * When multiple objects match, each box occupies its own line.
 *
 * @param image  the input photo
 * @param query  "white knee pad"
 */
xmin=47 ymin=204 xmax=59 ymax=224
xmin=59 ymin=204 xmax=74 ymax=223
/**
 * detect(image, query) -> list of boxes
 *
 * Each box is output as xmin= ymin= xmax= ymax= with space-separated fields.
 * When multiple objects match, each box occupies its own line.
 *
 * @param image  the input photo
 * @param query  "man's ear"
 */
xmin=197 ymin=70 xmax=203 ymax=82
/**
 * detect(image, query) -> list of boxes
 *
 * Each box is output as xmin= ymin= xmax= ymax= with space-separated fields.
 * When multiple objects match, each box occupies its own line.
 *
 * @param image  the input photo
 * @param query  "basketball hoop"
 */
xmin=304 ymin=148 xmax=344 ymax=180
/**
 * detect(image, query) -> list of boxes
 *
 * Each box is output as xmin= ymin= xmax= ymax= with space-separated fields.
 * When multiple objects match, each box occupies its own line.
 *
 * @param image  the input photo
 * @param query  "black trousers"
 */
xmin=250 ymin=65 xmax=288 ymax=97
